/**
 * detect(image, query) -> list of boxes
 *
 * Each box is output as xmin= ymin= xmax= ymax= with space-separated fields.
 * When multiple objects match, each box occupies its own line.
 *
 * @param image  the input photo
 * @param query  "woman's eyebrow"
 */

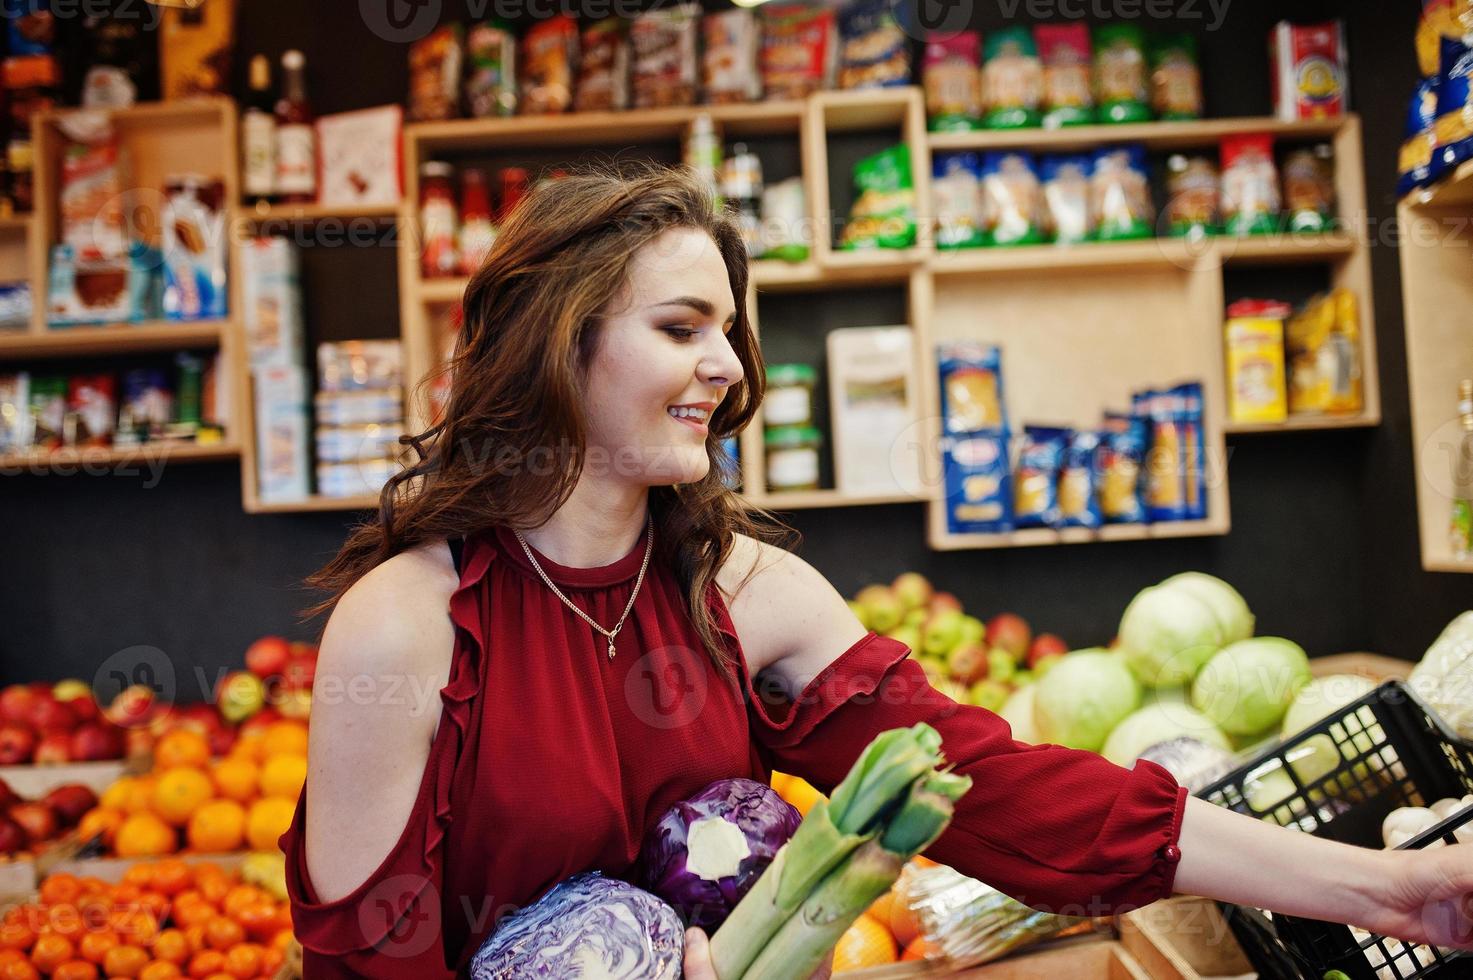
xmin=652 ymin=296 xmax=737 ymax=323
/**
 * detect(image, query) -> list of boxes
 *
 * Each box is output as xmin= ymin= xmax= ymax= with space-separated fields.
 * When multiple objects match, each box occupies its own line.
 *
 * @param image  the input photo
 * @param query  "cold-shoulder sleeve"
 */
xmin=744 ymin=632 xmax=1188 ymax=915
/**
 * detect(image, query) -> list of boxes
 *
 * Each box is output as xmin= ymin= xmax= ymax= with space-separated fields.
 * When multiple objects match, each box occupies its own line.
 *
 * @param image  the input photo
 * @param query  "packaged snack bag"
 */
xmin=1220 ymin=134 xmax=1281 ymax=236
xmin=981 ymin=26 xmax=1043 ymax=129
xmin=838 ymin=145 xmax=916 ymax=250
xmin=932 ymin=152 xmax=985 ymax=250
xmin=760 ymin=4 xmax=837 ymax=101
xmin=1037 ymin=24 xmax=1093 ymax=128
xmin=1433 ymin=36 xmax=1473 ymax=181
xmin=631 ymin=4 xmax=699 ymax=109
xmin=1151 ymin=34 xmax=1202 ymax=120
xmin=1164 ymin=154 xmax=1220 ymax=238
xmin=519 ymin=15 xmax=578 ymax=115
xmin=1091 ymin=145 xmax=1153 ymax=241
xmin=575 ymin=18 xmax=629 ymax=112
xmin=703 ymin=9 xmax=761 ymax=104
xmin=838 ymin=0 xmax=909 ymax=90
xmin=465 ymin=21 xmax=517 ymax=118
xmin=1040 ymin=154 xmax=1092 ymax=243
xmin=408 ymin=24 xmax=463 ymax=121
xmin=1013 ymin=426 xmax=1069 ymax=528
xmin=980 ymin=151 xmax=1042 ymax=246
xmin=1282 ymin=144 xmax=1335 ymax=233
xmin=1094 ymin=24 xmax=1150 ymax=124
xmin=924 ymin=32 xmax=982 ymax=131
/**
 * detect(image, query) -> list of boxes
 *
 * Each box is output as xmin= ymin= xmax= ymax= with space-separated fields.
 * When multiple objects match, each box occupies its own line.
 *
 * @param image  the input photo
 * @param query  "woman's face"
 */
xmin=582 ymin=227 xmax=744 ymax=487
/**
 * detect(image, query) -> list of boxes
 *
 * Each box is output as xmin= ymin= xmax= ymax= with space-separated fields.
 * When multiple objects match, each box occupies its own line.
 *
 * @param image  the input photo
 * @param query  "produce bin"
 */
xmin=1197 ymin=681 xmax=1473 ymax=979
xmin=1119 ymin=897 xmax=1254 ymax=980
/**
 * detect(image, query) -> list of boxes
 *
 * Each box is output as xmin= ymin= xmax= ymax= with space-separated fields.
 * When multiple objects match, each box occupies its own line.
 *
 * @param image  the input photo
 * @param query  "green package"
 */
xmin=1094 ymin=24 xmax=1151 ymax=124
xmin=839 ymin=145 xmax=917 ymax=251
xmin=981 ymin=27 xmax=1043 ymax=129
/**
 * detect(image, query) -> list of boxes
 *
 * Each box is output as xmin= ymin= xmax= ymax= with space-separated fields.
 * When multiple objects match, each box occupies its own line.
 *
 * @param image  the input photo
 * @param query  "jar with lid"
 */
xmin=764 ymin=363 xmax=817 ymax=428
xmin=765 ymin=426 xmax=822 ymax=493
xmin=420 ymin=161 xmax=459 ymax=279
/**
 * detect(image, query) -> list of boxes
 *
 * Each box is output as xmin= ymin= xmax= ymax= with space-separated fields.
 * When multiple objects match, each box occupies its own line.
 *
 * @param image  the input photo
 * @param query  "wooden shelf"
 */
xmin=816 ymin=88 xmax=918 ymax=131
xmin=927 ymin=115 xmax=1349 ymax=153
xmin=932 ymin=239 xmax=1198 ymax=276
xmin=417 ymin=278 xmax=468 ymax=304
xmin=239 ymin=201 xmax=400 ymax=223
xmin=247 ymin=493 xmax=381 ymax=514
xmin=0 ymin=215 xmax=32 ymax=233
xmin=747 ymin=488 xmax=924 ymax=511
xmin=931 ymin=518 xmax=1229 ymax=551
xmin=1217 ymin=233 xmax=1357 ymax=265
xmin=39 ymin=97 xmax=230 ymax=129
xmin=1226 ymin=413 xmax=1380 ymax=435
xmin=0 ymin=441 xmax=240 ymax=473
xmin=0 ymin=320 xmax=227 ymax=359
xmin=1404 ymin=158 xmax=1473 ymax=208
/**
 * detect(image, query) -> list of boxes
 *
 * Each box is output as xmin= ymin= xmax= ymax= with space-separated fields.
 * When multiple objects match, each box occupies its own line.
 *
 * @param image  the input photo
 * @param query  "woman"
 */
xmin=282 ymin=166 xmax=1473 ymax=977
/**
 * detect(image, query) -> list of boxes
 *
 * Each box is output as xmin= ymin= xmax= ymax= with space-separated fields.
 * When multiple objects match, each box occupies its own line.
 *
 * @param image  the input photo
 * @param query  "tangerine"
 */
xmin=42 ymin=903 xmax=84 ymax=942
xmin=50 ymin=962 xmax=98 ymax=980
xmin=139 ymin=963 xmax=182 ymax=980
xmin=186 ymin=950 xmax=225 ymax=979
xmin=257 ymin=756 xmax=306 ymax=801
xmin=29 ymin=934 xmax=74 ymax=972
xmin=187 ymin=801 xmax=247 ymax=853
xmin=0 ymin=923 xmax=34 ymax=951
xmin=153 ymin=929 xmax=190 ymax=965
xmin=830 ymin=913 xmax=899 ymax=971
xmin=0 ymin=959 xmax=38 ymax=980
xmin=155 ymin=730 xmax=212 ymax=771
xmin=220 ymin=886 xmax=266 ymax=921
xmin=150 ymin=859 xmax=194 ymax=897
xmin=120 ymin=864 xmax=155 ymax=890
xmin=75 ymin=808 xmax=124 ymax=850
xmin=203 ymin=917 xmax=243 ymax=952
xmin=38 ymin=874 xmax=81 ymax=906
xmin=209 ymin=760 xmax=257 ymax=804
xmin=245 ymin=799 xmax=294 ymax=853
xmin=115 ymin=813 xmax=177 ymax=858
xmin=258 ymin=722 xmax=307 ymax=760
xmin=101 ymin=944 xmax=149 ymax=978
xmin=152 ymin=768 xmax=215 ymax=827
xmin=222 ymin=943 xmax=263 ymax=979
xmin=76 ymin=931 xmax=117 ymax=964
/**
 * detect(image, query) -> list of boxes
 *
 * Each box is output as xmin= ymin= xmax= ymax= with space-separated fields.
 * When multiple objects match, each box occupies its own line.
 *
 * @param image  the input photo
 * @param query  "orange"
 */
xmin=76 ymin=808 xmax=124 ymax=849
xmin=0 ymin=960 xmax=38 ymax=980
xmin=186 ymin=950 xmax=225 ymax=979
xmin=112 ymin=909 xmax=160 ymax=948
xmin=115 ymin=813 xmax=177 ymax=858
xmin=779 ymin=777 xmax=824 ymax=818
xmin=151 ymin=859 xmax=194 ymax=897
xmin=139 ymin=964 xmax=182 ymax=980
xmin=259 ymin=722 xmax=308 ymax=760
xmin=76 ymin=931 xmax=117 ymax=964
xmin=209 ymin=759 xmax=257 ymax=804
xmin=257 ymin=755 xmax=306 ymax=801
xmin=121 ymin=864 xmax=156 ymax=890
xmin=152 ymin=768 xmax=215 ymax=827
xmin=187 ymin=801 xmax=246 ymax=853
xmin=156 ymin=730 xmax=212 ymax=771
xmin=234 ymin=906 xmax=278 ymax=944
xmin=200 ymin=974 xmax=234 ymax=980
xmin=102 ymin=944 xmax=149 ymax=978
xmin=153 ymin=929 xmax=190 ymax=965
xmin=222 ymin=943 xmax=263 ymax=979
xmin=220 ymin=886 xmax=266 ymax=921
xmin=172 ymin=895 xmax=214 ymax=930
xmin=245 ymin=799 xmax=294 ymax=853
xmin=100 ymin=778 xmax=135 ymax=812
xmin=0 ymin=923 xmax=34 ymax=951
xmin=260 ymin=948 xmax=283 ymax=974
xmin=887 ymin=885 xmax=922 ymax=949
xmin=29 ymin=934 xmax=74 ymax=972
xmin=203 ymin=917 xmax=243 ymax=952
xmin=51 ymin=962 xmax=98 ymax=980
xmin=830 ymin=914 xmax=898 ymax=972
xmin=39 ymin=874 xmax=81 ymax=906
xmin=901 ymin=936 xmax=941 ymax=961
xmin=182 ymin=925 xmax=206 ymax=956
xmin=43 ymin=903 xmax=84 ymax=942
xmin=191 ymin=866 xmax=228 ymax=903
xmin=137 ymin=889 xmax=170 ymax=923
xmin=865 ymin=890 xmax=896 ymax=931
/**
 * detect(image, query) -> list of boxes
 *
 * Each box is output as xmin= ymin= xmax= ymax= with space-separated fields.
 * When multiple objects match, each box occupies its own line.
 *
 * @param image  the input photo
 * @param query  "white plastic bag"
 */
xmin=1409 ymin=611 xmax=1473 ymax=739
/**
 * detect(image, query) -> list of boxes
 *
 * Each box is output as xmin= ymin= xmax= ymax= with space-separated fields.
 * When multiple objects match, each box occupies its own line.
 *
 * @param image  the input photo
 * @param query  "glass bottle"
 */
xmin=419 ymin=162 xmax=459 ymax=279
xmin=457 ymin=168 xmax=496 ymax=276
xmin=242 ymin=54 xmax=276 ymax=204
xmin=274 ymin=50 xmax=316 ymax=203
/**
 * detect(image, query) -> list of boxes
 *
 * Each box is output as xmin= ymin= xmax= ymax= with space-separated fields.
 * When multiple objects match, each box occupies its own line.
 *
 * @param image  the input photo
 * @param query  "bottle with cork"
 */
xmin=274 ymin=50 xmax=316 ymax=204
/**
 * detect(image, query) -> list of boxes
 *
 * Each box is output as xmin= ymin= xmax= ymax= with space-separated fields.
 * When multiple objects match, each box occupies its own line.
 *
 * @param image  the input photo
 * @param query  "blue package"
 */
xmin=1039 ymin=154 xmax=1093 ymax=243
xmin=1013 ymin=425 xmax=1069 ymax=528
xmin=1432 ymin=37 xmax=1473 ymax=182
xmin=1399 ymin=78 xmax=1439 ymax=199
xmin=943 ymin=431 xmax=1013 ymax=534
xmin=933 ymin=152 xmax=985 ymax=250
xmin=1140 ymin=388 xmax=1190 ymax=523
xmin=938 ymin=341 xmax=1008 ymax=434
xmin=838 ymin=0 xmax=910 ymax=89
xmin=7 ymin=1 xmax=55 ymax=57
xmin=1099 ymin=414 xmax=1148 ymax=524
xmin=1174 ymin=382 xmax=1207 ymax=520
xmin=1092 ymin=144 xmax=1154 ymax=241
xmin=980 ymin=152 xmax=1043 ymax=246
xmin=1059 ymin=430 xmax=1103 ymax=528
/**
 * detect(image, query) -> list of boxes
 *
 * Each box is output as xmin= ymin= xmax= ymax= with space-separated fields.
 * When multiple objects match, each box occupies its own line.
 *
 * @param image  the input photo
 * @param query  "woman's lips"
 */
xmin=670 ymin=414 xmax=708 ymax=435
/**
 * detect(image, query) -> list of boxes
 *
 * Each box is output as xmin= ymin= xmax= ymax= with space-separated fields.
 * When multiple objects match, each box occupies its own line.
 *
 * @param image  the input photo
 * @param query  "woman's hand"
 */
xmin=683 ymin=928 xmax=834 ymax=980
xmin=1362 ymin=843 xmax=1473 ymax=949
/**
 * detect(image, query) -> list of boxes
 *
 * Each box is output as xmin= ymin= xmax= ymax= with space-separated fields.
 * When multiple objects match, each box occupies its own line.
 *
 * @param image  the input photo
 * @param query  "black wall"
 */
xmin=0 ymin=0 xmax=1463 ymax=700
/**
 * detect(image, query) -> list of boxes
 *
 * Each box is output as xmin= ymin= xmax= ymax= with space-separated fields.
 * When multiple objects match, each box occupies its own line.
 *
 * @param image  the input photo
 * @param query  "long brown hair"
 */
xmin=308 ymin=163 xmax=788 ymax=678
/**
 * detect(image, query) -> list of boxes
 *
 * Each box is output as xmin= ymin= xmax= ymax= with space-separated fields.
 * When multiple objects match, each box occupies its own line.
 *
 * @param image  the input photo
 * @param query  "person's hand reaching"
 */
xmin=683 ymin=927 xmax=834 ymax=980
xmin=1365 ymin=843 xmax=1473 ymax=950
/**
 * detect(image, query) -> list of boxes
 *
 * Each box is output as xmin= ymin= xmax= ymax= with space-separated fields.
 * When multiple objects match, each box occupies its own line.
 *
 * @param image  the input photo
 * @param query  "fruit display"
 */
xmin=847 ymin=574 xmax=1069 ymax=715
xmin=76 ymin=721 xmax=306 ymax=859
xmin=0 ymin=779 xmax=98 ymax=858
xmin=0 ymin=859 xmax=293 ymax=979
xmin=0 ymin=683 xmax=126 ymax=767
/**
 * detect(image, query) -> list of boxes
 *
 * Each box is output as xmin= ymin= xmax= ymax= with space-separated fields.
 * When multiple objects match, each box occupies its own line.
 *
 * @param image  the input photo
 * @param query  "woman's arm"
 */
xmin=304 ymin=542 xmax=459 ymax=901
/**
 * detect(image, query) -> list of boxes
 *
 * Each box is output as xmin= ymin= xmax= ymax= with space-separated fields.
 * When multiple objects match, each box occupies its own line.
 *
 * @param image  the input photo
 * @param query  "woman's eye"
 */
xmin=661 ymin=326 xmax=697 ymax=342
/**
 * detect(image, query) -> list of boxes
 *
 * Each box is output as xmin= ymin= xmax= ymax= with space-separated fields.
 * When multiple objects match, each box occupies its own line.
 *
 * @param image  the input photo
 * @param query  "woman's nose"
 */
xmin=700 ymin=332 xmax=744 ymax=389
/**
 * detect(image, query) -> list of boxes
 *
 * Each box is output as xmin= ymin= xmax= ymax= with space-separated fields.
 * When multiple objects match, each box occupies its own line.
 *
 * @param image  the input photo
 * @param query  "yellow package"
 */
xmin=1224 ymin=300 xmax=1289 ymax=424
xmin=1287 ymin=289 xmax=1363 ymax=416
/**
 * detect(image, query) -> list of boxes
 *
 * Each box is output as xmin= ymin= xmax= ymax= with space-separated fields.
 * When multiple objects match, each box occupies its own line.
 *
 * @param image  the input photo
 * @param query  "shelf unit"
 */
xmin=0 ymin=320 xmax=227 ymax=359
xmin=1397 ymin=164 xmax=1473 ymax=573
xmin=0 ymin=440 xmax=239 ymax=474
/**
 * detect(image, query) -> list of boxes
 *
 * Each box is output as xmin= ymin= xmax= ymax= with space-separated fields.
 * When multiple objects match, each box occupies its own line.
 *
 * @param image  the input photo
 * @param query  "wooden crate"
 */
xmin=1119 ymin=898 xmax=1254 ymax=980
xmin=0 ymin=759 xmax=132 ymax=798
xmin=845 ymin=934 xmax=1148 ymax=980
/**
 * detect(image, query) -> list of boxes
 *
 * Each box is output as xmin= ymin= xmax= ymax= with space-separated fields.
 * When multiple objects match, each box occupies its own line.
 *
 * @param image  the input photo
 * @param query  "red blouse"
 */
xmin=281 ymin=526 xmax=1187 ymax=977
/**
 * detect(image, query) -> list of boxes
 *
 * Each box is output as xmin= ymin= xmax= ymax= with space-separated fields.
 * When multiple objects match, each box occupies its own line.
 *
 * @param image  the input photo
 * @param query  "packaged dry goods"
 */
xmin=939 ymin=340 xmax=1007 ymax=435
xmin=1059 ymin=430 xmax=1103 ymax=529
xmin=161 ymin=175 xmax=228 ymax=321
xmin=1150 ymin=33 xmax=1202 ymax=120
xmin=703 ymin=9 xmax=761 ymax=105
xmin=1013 ymin=426 xmax=1068 ymax=529
xmin=1270 ymin=20 xmax=1348 ymax=121
xmin=1037 ymin=24 xmax=1093 ymax=128
xmin=765 ymin=425 xmax=821 ymax=492
xmin=408 ymin=24 xmax=463 ymax=121
xmin=60 ymin=137 xmax=126 ymax=261
xmin=1039 ymin=154 xmax=1092 ymax=243
xmin=1282 ymin=143 xmax=1335 ymax=233
xmin=837 ymin=0 xmax=909 ymax=90
xmin=1419 ymin=0 xmax=1473 ymax=77
xmin=465 ymin=20 xmax=517 ymax=117
xmin=837 ymin=145 xmax=916 ymax=250
xmin=942 ymin=429 xmax=1012 ymax=534
xmin=923 ymin=32 xmax=982 ymax=131
xmin=1433 ymin=36 xmax=1473 ymax=182
xmin=1220 ymin=133 xmax=1281 ymax=236
xmin=575 ymin=18 xmax=630 ymax=112
xmin=980 ymin=151 xmax=1042 ymax=246
xmin=519 ymin=15 xmax=578 ymax=115
xmin=763 ymin=363 xmax=816 ymax=428
xmin=254 ymin=363 xmax=310 ymax=502
xmin=318 ymin=340 xmax=403 ymax=392
xmin=932 ymin=151 xmax=984 ymax=250
xmin=1093 ymin=24 xmax=1150 ymax=124
xmin=827 ymin=326 xmax=918 ymax=494
xmin=1090 ymin=145 xmax=1153 ymax=241
xmin=0 ymin=373 xmax=27 ymax=453
xmin=241 ymin=237 xmax=303 ymax=370
xmin=1138 ymin=384 xmax=1206 ymax=522
xmin=160 ymin=0 xmax=234 ymax=99
xmin=1099 ymin=415 xmax=1148 ymax=524
xmin=1224 ymin=299 xmax=1291 ymax=425
xmin=981 ymin=26 xmax=1043 ymax=129
xmin=760 ymin=4 xmax=837 ymax=101
xmin=1164 ymin=154 xmax=1220 ymax=238
xmin=1286 ymin=289 xmax=1362 ymax=416
xmin=760 ymin=176 xmax=810 ymax=262
xmin=1399 ymin=77 xmax=1439 ymax=198
xmin=630 ymin=4 xmax=699 ymax=109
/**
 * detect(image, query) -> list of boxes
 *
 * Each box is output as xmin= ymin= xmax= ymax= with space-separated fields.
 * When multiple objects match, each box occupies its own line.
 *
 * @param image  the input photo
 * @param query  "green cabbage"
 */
xmin=1034 ymin=650 xmax=1142 ymax=752
xmin=1161 ymin=572 xmax=1255 ymax=645
xmin=1100 ymin=702 xmax=1231 ymax=767
xmin=1191 ymin=638 xmax=1312 ymax=737
xmin=1118 ymin=585 xmax=1224 ymax=689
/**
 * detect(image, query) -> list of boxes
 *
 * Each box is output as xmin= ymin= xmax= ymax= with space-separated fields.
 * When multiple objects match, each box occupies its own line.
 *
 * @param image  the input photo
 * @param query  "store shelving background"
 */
xmin=0 ymin=0 xmax=1453 ymax=696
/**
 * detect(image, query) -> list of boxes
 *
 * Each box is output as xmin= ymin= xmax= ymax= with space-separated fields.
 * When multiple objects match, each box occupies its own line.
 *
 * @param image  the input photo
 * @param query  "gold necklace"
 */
xmin=513 ymin=516 xmax=655 ymax=661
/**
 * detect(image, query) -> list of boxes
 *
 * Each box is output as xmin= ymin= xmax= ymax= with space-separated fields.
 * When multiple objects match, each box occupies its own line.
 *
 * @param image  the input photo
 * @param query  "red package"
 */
xmin=67 ymin=374 xmax=116 ymax=448
xmin=760 ymin=4 xmax=836 ymax=101
xmin=1270 ymin=21 xmax=1347 ymax=121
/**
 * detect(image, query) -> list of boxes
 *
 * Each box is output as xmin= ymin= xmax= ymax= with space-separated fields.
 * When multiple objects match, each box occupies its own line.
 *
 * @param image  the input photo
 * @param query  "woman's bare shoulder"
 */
xmin=319 ymin=540 xmax=461 ymax=676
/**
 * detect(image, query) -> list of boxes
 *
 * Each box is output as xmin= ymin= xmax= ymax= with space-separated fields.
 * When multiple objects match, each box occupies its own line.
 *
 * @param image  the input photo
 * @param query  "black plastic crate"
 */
xmin=1196 ymin=681 xmax=1473 ymax=980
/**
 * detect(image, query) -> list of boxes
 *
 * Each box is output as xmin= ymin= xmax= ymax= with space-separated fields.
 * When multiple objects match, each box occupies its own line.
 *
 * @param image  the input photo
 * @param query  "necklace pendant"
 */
xmin=607 ymin=638 xmax=616 ymax=660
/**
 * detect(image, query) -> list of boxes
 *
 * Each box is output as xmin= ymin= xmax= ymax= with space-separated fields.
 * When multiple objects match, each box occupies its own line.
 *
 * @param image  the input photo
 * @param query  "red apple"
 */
xmin=283 ymin=656 xmax=317 ymax=693
xmin=59 ymin=694 xmax=99 ymax=725
xmin=0 ymin=817 xmax=26 ymax=854
xmin=0 ymin=724 xmax=36 ymax=766
xmin=0 ymin=687 xmax=37 ymax=727
xmin=927 ymin=592 xmax=964 ymax=616
xmin=176 ymin=702 xmax=223 ymax=734
xmin=42 ymin=785 xmax=98 ymax=828
xmin=1026 ymin=633 xmax=1070 ymax=669
xmin=107 ymin=685 xmax=158 ymax=728
xmin=238 ymin=707 xmax=281 ymax=742
xmin=0 ymin=779 xmax=18 ymax=811
xmin=945 ymin=644 xmax=990 ymax=685
xmin=245 ymin=636 xmax=292 ymax=680
xmin=33 ymin=731 xmax=71 ymax=765
xmin=986 ymin=613 xmax=1033 ymax=662
xmin=207 ymin=725 xmax=237 ymax=757
xmin=8 ymin=803 xmax=57 ymax=845
xmin=29 ymin=695 xmax=77 ymax=734
xmin=69 ymin=723 xmax=124 ymax=762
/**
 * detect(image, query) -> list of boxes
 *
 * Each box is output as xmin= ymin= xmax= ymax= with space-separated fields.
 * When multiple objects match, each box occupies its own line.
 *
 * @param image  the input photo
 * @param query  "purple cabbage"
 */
xmin=469 ymin=872 xmax=683 ymax=979
xmin=639 ymin=777 xmax=802 ymax=931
